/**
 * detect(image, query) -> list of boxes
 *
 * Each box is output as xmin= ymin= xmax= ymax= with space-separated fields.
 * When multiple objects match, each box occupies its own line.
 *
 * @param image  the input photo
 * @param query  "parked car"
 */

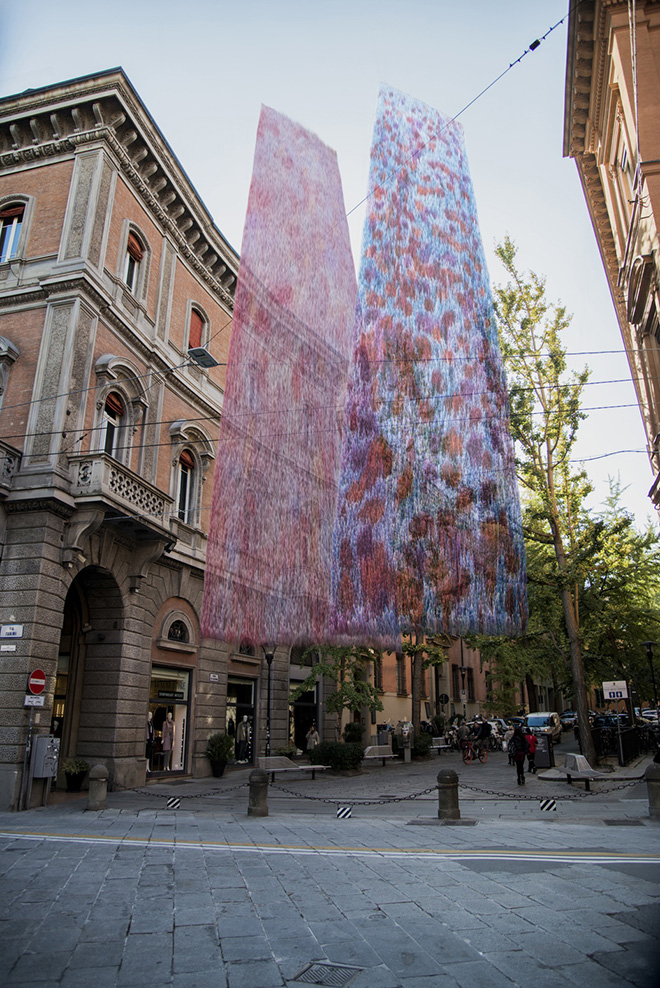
xmin=559 ymin=710 xmax=577 ymax=730
xmin=525 ymin=711 xmax=562 ymax=744
xmin=507 ymin=716 xmax=526 ymax=729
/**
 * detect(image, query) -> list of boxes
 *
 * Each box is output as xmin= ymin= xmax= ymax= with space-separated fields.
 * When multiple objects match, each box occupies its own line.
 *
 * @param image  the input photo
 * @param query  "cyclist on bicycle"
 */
xmin=473 ymin=719 xmax=492 ymax=757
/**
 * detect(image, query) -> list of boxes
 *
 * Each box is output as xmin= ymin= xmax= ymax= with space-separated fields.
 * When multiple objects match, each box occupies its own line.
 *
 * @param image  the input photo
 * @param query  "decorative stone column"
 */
xmin=248 ymin=768 xmax=269 ymax=817
xmin=437 ymin=768 xmax=460 ymax=820
xmin=86 ymin=764 xmax=108 ymax=811
xmin=646 ymin=762 xmax=660 ymax=821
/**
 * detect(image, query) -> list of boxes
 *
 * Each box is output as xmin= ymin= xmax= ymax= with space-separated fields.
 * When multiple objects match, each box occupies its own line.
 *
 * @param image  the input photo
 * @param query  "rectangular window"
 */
xmin=178 ymin=463 xmax=191 ymax=521
xmin=0 ymin=206 xmax=23 ymax=262
xmin=467 ymin=668 xmax=475 ymax=702
xmin=451 ymin=663 xmax=460 ymax=700
xmin=189 ymin=310 xmax=204 ymax=350
xmin=396 ymin=652 xmax=407 ymax=695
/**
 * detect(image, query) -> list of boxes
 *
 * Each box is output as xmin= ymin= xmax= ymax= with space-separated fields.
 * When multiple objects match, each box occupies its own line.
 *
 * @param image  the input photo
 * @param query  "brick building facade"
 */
xmin=0 ymin=69 xmax=254 ymax=809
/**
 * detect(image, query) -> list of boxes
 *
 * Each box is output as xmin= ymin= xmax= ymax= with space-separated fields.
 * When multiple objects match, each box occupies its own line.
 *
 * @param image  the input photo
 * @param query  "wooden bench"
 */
xmin=430 ymin=736 xmax=452 ymax=754
xmin=363 ymin=744 xmax=397 ymax=766
xmin=552 ymin=753 xmax=608 ymax=791
xmin=257 ymin=756 xmax=329 ymax=783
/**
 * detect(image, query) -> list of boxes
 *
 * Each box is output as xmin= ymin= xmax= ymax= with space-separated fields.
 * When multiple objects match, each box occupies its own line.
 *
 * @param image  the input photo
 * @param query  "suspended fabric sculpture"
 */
xmin=201 ymin=107 xmax=357 ymax=645
xmin=330 ymin=87 xmax=527 ymax=648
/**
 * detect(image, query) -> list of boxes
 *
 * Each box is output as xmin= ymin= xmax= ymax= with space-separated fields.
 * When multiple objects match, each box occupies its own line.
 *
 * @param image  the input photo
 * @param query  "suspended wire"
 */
xmin=201 ymin=4 xmax=574 ymax=355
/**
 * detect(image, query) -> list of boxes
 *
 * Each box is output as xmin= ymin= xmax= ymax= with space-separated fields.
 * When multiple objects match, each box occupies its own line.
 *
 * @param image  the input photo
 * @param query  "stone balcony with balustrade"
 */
xmin=68 ymin=453 xmax=174 ymax=538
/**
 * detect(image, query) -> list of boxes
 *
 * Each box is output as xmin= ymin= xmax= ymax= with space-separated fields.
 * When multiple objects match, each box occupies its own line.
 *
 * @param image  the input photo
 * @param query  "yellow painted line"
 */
xmin=0 ymin=830 xmax=659 ymax=864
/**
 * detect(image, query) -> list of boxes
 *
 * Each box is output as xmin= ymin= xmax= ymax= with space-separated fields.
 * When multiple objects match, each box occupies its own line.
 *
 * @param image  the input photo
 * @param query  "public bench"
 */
xmin=363 ymin=744 xmax=397 ymax=766
xmin=257 ymin=756 xmax=329 ymax=783
xmin=550 ymin=753 xmax=608 ymax=791
xmin=430 ymin=736 xmax=452 ymax=754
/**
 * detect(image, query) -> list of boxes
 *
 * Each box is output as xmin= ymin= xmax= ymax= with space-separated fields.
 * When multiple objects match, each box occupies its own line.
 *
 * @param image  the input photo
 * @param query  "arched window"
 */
xmin=124 ymin=231 xmax=144 ymax=293
xmin=167 ymin=620 xmax=189 ymax=643
xmin=0 ymin=204 xmax=24 ymax=262
xmin=188 ymin=308 xmax=205 ymax=351
xmin=102 ymin=391 xmax=124 ymax=457
xmin=177 ymin=448 xmax=195 ymax=523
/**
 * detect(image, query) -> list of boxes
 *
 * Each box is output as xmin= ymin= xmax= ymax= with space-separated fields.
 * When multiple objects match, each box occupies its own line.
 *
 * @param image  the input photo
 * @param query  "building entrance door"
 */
xmin=226 ymin=679 xmax=255 ymax=763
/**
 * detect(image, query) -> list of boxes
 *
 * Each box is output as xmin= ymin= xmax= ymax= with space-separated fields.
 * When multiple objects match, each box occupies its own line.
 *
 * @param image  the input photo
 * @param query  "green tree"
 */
xmin=290 ymin=644 xmax=383 ymax=741
xmin=401 ymin=633 xmax=452 ymax=740
xmin=493 ymin=237 xmax=597 ymax=762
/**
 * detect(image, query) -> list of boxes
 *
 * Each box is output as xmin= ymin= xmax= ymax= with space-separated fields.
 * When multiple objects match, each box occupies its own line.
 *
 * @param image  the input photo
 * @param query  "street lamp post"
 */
xmin=459 ymin=665 xmax=468 ymax=721
xmin=642 ymin=641 xmax=658 ymax=719
xmin=262 ymin=645 xmax=275 ymax=757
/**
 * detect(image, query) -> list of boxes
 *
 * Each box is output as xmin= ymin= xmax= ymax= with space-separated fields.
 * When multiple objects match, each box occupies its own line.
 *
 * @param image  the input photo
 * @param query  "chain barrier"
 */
xmin=106 ymin=775 xmax=643 ymax=807
xmin=110 ymin=780 xmax=249 ymax=800
xmin=458 ymin=779 xmax=644 ymax=801
xmin=271 ymin=781 xmax=437 ymax=805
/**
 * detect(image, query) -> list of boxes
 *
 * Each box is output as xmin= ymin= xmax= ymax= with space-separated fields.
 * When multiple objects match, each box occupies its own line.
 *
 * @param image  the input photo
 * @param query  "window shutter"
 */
xmin=0 ymin=205 xmax=24 ymax=219
xmin=189 ymin=310 xmax=204 ymax=349
xmin=105 ymin=392 xmax=124 ymax=415
xmin=127 ymin=232 xmax=144 ymax=262
xmin=180 ymin=449 xmax=195 ymax=469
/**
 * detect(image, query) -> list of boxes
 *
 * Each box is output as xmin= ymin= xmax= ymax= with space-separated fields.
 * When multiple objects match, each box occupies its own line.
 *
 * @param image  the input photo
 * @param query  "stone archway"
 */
xmin=54 ymin=567 xmax=124 ymax=777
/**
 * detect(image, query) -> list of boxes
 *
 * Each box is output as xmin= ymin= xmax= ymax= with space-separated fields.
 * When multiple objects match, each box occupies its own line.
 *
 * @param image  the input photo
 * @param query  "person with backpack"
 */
xmin=509 ymin=727 xmax=529 ymax=785
xmin=525 ymin=728 xmax=537 ymax=774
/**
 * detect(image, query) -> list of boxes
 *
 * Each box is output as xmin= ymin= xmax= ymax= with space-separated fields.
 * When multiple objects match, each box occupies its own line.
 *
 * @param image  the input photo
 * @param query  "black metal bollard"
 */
xmin=86 ymin=764 xmax=108 ymax=811
xmin=646 ymin=762 xmax=660 ymax=821
xmin=248 ymin=768 xmax=269 ymax=817
xmin=437 ymin=768 xmax=460 ymax=820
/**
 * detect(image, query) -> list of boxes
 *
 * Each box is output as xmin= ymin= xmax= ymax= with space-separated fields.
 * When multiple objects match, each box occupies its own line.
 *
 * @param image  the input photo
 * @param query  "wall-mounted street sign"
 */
xmin=27 ymin=669 xmax=46 ymax=695
xmin=24 ymin=695 xmax=45 ymax=707
xmin=602 ymin=679 xmax=628 ymax=700
xmin=1 ymin=624 xmax=24 ymax=638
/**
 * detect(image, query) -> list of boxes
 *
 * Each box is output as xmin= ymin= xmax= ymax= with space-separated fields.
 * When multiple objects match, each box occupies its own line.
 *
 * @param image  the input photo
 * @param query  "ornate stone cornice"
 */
xmin=0 ymin=70 xmax=238 ymax=311
xmin=4 ymin=495 xmax=74 ymax=519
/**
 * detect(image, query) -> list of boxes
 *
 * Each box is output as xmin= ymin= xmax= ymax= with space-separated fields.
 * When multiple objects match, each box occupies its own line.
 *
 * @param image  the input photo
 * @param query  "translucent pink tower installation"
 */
xmin=201 ymin=107 xmax=357 ymax=645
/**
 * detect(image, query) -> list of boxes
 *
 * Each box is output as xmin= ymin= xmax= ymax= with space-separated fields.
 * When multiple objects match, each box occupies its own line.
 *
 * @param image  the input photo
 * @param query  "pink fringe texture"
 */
xmin=202 ymin=88 xmax=527 ymax=648
xmin=201 ymin=106 xmax=357 ymax=645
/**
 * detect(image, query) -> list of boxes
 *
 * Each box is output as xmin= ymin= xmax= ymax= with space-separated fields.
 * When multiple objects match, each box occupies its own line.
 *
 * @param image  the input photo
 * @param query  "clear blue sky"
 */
xmin=0 ymin=0 xmax=656 ymax=529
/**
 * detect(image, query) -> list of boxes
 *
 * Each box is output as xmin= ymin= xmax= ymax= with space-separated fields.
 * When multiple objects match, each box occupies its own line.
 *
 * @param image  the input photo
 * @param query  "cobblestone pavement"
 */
xmin=1 ymin=750 xmax=658 ymax=988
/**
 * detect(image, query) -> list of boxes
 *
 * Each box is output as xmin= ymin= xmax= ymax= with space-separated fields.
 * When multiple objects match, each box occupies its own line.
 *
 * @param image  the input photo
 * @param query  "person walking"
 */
xmin=525 ymin=728 xmax=537 ymax=774
xmin=509 ymin=727 xmax=529 ymax=785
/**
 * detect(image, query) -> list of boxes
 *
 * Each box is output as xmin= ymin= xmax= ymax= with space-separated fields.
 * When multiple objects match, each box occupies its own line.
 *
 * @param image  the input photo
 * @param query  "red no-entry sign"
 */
xmin=27 ymin=669 xmax=46 ymax=695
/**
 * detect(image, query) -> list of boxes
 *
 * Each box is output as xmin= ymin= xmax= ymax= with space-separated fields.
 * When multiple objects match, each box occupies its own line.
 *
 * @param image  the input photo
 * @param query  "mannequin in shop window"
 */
xmin=236 ymin=715 xmax=250 ymax=762
xmin=146 ymin=711 xmax=154 ymax=772
xmin=162 ymin=711 xmax=175 ymax=770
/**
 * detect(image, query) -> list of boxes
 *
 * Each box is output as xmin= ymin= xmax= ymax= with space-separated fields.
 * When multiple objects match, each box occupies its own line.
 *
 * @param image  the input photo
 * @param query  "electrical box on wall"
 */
xmin=31 ymin=735 xmax=60 ymax=778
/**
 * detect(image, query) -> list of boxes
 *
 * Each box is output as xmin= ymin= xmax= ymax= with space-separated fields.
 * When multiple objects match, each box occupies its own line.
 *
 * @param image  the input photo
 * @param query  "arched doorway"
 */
xmin=53 ymin=567 xmax=124 ymax=772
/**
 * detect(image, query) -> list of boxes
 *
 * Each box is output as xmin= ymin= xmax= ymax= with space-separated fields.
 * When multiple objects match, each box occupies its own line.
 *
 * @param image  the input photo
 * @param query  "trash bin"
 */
xmin=534 ymin=734 xmax=554 ymax=769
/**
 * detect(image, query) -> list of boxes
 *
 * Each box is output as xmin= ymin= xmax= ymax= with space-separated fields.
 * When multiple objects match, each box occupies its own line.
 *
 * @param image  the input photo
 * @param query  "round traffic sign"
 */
xmin=438 ymin=693 xmax=449 ymax=705
xmin=27 ymin=669 xmax=46 ymax=695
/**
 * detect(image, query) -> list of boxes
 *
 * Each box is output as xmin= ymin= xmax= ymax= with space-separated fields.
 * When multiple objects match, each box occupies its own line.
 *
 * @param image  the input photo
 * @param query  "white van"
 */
xmin=525 ymin=711 xmax=562 ymax=744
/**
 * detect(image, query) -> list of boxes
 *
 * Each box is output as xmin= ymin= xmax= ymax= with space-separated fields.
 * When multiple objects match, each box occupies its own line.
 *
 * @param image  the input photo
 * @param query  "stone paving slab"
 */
xmin=0 ymin=752 xmax=658 ymax=988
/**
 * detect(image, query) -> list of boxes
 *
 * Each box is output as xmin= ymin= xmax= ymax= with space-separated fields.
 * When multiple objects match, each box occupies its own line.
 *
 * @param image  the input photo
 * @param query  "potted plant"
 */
xmin=61 ymin=757 xmax=90 ymax=793
xmin=275 ymin=743 xmax=297 ymax=761
xmin=205 ymin=732 xmax=234 ymax=777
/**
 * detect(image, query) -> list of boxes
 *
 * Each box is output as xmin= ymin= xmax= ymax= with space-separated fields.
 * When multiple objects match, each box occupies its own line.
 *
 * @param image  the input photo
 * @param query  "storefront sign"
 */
xmin=158 ymin=690 xmax=184 ymax=700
